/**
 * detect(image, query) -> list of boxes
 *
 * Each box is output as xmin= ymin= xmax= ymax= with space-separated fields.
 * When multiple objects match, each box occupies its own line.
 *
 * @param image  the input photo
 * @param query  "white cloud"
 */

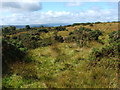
xmin=0 ymin=8 xmax=118 ymax=25
xmin=44 ymin=11 xmax=71 ymax=17
xmin=0 ymin=0 xmax=42 ymax=13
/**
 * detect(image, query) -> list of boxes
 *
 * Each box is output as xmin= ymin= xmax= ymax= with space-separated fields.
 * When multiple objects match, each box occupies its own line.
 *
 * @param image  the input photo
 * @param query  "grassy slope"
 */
xmin=3 ymin=22 xmax=119 ymax=88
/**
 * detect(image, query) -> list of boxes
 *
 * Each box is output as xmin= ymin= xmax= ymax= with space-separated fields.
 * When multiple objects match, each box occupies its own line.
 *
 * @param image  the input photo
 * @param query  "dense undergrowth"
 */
xmin=2 ymin=22 xmax=120 ymax=88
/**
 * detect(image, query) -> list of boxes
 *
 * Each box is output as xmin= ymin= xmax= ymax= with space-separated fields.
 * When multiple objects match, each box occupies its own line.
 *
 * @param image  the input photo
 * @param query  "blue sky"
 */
xmin=0 ymin=1 xmax=118 ymax=25
xmin=41 ymin=2 xmax=117 ymax=11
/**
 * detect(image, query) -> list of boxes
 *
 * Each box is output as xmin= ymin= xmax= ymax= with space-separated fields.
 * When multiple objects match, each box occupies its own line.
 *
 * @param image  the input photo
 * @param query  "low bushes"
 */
xmin=109 ymin=30 xmax=120 ymax=43
xmin=89 ymin=42 xmax=119 ymax=61
xmin=55 ymin=26 xmax=66 ymax=31
xmin=66 ymin=27 xmax=103 ymax=47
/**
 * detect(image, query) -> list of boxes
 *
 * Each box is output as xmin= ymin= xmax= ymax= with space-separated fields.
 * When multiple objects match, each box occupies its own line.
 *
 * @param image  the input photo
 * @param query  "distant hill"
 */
xmin=0 ymin=23 xmax=70 ymax=28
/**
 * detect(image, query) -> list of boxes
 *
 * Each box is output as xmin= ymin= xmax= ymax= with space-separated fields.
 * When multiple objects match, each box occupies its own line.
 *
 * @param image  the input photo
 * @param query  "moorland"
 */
xmin=2 ymin=21 xmax=120 ymax=88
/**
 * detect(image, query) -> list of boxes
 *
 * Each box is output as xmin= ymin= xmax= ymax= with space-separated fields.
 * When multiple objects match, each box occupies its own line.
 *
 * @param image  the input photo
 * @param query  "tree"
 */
xmin=40 ymin=25 xmax=44 ymax=28
xmin=9 ymin=26 xmax=16 ymax=31
xmin=25 ymin=25 xmax=31 ymax=30
xmin=2 ymin=27 xmax=10 ymax=35
xmin=95 ymin=22 xmax=101 ymax=24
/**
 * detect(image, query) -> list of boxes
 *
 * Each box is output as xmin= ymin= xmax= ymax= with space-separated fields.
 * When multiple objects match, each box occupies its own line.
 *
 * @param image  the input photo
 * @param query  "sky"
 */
xmin=0 ymin=1 xmax=118 ymax=25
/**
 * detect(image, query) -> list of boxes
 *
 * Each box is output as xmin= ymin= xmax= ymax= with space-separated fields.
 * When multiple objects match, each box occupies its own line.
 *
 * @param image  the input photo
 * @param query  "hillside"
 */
xmin=2 ymin=22 xmax=120 ymax=88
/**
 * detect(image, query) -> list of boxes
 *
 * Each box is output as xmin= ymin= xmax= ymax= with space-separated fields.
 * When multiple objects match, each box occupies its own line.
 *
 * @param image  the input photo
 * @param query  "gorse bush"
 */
xmin=89 ymin=48 xmax=103 ymax=61
xmin=2 ymin=40 xmax=25 ymax=62
xmin=72 ymin=22 xmax=93 ymax=26
xmin=89 ymin=30 xmax=120 ymax=61
xmin=102 ymin=43 xmax=119 ymax=57
xmin=66 ymin=27 xmax=103 ymax=47
xmin=89 ymin=42 xmax=119 ymax=61
xmin=2 ymin=40 xmax=26 ymax=75
xmin=89 ymin=30 xmax=103 ymax=40
xmin=38 ymin=29 xmax=48 ymax=33
xmin=71 ymin=27 xmax=102 ymax=40
xmin=109 ymin=30 xmax=120 ymax=43
xmin=39 ymin=38 xmax=53 ymax=47
xmin=54 ymin=35 xmax=64 ymax=43
xmin=2 ymin=26 xmax=16 ymax=35
xmin=55 ymin=25 xmax=66 ymax=31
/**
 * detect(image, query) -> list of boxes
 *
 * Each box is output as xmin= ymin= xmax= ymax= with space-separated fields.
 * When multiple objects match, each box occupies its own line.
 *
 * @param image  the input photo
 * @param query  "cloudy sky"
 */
xmin=0 ymin=1 xmax=118 ymax=25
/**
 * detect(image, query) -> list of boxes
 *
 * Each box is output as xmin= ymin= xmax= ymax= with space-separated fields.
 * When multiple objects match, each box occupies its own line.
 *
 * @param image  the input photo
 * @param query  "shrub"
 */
xmin=39 ymin=38 xmax=52 ymax=47
xmin=89 ymin=30 xmax=102 ymax=40
xmin=28 ymin=30 xmax=40 ymax=35
xmin=72 ymin=23 xmax=81 ymax=26
xmin=25 ymin=25 xmax=31 ymax=30
xmin=95 ymin=22 xmax=101 ymax=24
xmin=109 ymin=30 xmax=120 ymax=43
xmin=40 ymin=25 xmax=44 ymax=28
xmin=9 ymin=26 xmax=16 ymax=31
xmin=89 ymin=42 xmax=119 ymax=61
xmin=23 ymin=40 xmax=39 ymax=49
xmin=90 ymin=24 xmax=93 ymax=26
xmin=12 ymin=36 xmax=17 ymax=39
xmin=65 ymin=36 xmax=76 ymax=42
xmin=55 ymin=35 xmax=64 ymax=43
xmin=2 ymin=27 xmax=10 ymax=35
xmin=38 ymin=29 xmax=48 ymax=33
xmin=66 ymin=27 xmax=102 ymax=46
xmin=55 ymin=25 xmax=66 ymax=31
xmin=2 ymin=40 xmax=26 ymax=73
xmin=102 ymin=42 xmax=120 ymax=57
xmin=69 ymin=32 xmax=74 ymax=35
xmin=2 ymin=26 xmax=16 ymax=35
xmin=89 ymin=48 xmax=103 ymax=61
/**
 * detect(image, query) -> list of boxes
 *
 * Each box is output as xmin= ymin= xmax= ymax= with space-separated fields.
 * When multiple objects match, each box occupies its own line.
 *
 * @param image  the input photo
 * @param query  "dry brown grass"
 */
xmin=85 ymin=23 xmax=118 ymax=34
xmin=66 ymin=22 xmax=119 ymax=34
xmin=58 ymin=22 xmax=119 ymax=39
